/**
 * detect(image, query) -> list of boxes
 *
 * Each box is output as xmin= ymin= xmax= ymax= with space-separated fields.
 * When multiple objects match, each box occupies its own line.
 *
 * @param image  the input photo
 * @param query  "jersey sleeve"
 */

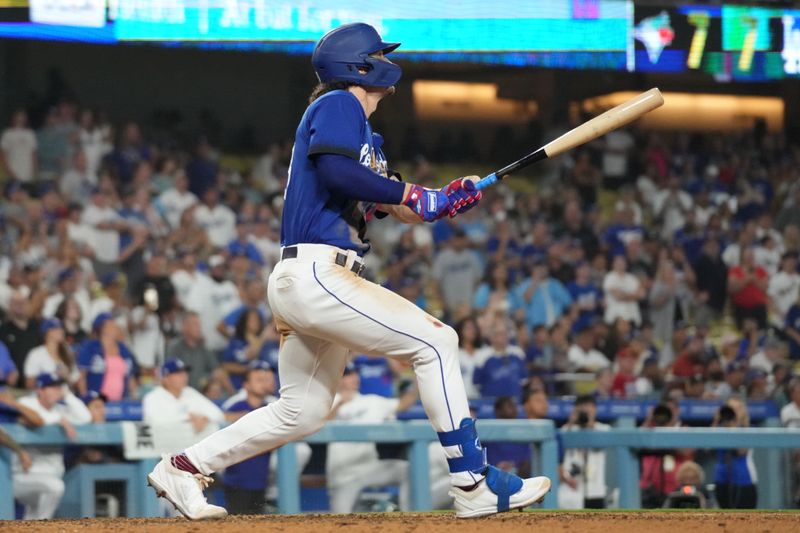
xmin=307 ymin=93 xmax=365 ymax=160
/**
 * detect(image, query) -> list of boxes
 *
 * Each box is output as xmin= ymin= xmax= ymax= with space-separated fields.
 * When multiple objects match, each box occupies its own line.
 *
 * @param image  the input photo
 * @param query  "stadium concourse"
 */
xmin=2 ymin=512 xmax=800 ymax=533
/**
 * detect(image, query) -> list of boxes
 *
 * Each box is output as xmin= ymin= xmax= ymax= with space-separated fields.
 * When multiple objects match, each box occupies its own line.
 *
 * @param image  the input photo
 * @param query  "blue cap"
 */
xmin=57 ymin=267 xmax=76 ymax=284
xmin=92 ymin=312 xmax=114 ymax=333
xmin=40 ymin=318 xmax=63 ymax=335
xmin=81 ymin=390 xmax=108 ymax=404
xmin=247 ymin=360 xmax=274 ymax=372
xmin=343 ymin=363 xmax=357 ymax=375
xmin=100 ymin=271 xmax=122 ymax=288
xmin=161 ymin=358 xmax=190 ymax=376
xmin=36 ymin=372 xmax=64 ymax=388
xmin=726 ymin=359 xmax=748 ymax=373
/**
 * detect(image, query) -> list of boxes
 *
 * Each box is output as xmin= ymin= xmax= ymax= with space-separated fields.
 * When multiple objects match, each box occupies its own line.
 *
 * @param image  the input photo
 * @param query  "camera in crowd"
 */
xmin=717 ymin=405 xmax=738 ymax=427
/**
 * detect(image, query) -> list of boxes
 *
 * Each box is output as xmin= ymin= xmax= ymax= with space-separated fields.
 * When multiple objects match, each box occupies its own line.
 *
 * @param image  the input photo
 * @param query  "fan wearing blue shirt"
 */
xmin=222 ymin=361 xmax=276 ymax=515
xmin=227 ymin=218 xmax=266 ymax=267
xmin=77 ymin=313 xmax=138 ymax=401
xmin=0 ymin=340 xmax=19 ymax=386
xmin=566 ymin=261 xmax=603 ymax=326
xmin=473 ymin=323 xmax=527 ymax=399
xmin=512 ymin=259 xmax=573 ymax=330
xmin=217 ymin=278 xmax=269 ymax=341
xmin=223 ymin=309 xmax=276 ymax=389
xmin=785 ymin=303 xmax=800 ymax=360
xmin=485 ymin=396 xmax=531 ymax=477
xmin=353 ymin=355 xmax=394 ymax=397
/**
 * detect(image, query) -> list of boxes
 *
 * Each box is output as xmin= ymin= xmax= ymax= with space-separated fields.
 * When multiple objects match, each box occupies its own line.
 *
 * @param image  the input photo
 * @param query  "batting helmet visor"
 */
xmin=312 ymin=23 xmax=402 ymax=88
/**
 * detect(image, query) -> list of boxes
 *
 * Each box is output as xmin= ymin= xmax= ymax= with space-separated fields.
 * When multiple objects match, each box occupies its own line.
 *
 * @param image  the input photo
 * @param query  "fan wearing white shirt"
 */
xmin=193 ymin=188 xmax=236 ymax=249
xmin=81 ymin=187 xmax=126 ymax=272
xmin=13 ymin=373 xmax=92 ymax=519
xmin=0 ymin=110 xmax=37 ymax=183
xmin=768 ymin=252 xmax=800 ymax=326
xmin=156 ymin=171 xmax=198 ymax=230
xmin=780 ymin=381 xmax=800 ymax=428
xmin=23 ymin=318 xmax=80 ymax=390
xmin=185 ymin=255 xmax=241 ymax=353
xmin=567 ymin=323 xmax=610 ymax=372
xmin=602 ymin=255 xmax=644 ymax=326
xmin=142 ymin=358 xmax=225 ymax=433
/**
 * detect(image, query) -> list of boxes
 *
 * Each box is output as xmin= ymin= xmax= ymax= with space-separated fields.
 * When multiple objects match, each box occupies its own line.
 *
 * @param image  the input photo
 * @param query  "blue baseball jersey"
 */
xmin=282 ymin=90 xmax=389 ymax=254
xmin=353 ymin=355 xmax=393 ymax=397
xmin=473 ymin=348 xmax=527 ymax=399
xmin=223 ymin=398 xmax=271 ymax=490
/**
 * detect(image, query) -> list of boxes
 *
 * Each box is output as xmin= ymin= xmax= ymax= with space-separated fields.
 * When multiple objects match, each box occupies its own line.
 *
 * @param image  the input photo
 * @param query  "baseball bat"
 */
xmin=475 ymin=87 xmax=664 ymax=190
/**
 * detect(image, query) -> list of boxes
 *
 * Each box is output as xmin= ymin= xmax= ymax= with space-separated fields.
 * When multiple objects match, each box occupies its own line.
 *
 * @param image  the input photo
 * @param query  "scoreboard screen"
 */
xmin=0 ymin=1 xmax=798 ymax=80
xmin=631 ymin=3 xmax=800 ymax=80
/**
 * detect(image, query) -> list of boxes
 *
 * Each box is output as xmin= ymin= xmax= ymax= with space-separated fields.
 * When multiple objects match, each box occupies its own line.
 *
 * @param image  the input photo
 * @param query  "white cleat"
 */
xmin=146 ymin=454 xmax=228 ymax=520
xmin=450 ymin=474 xmax=551 ymax=519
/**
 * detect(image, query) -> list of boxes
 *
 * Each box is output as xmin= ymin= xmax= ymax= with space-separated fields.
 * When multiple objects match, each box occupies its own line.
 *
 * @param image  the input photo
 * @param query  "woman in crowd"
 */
xmin=23 ymin=318 xmax=79 ymax=389
xmin=455 ymin=316 xmax=483 ymax=399
xmin=222 ymin=308 xmax=273 ymax=389
xmin=77 ymin=312 xmax=138 ymax=401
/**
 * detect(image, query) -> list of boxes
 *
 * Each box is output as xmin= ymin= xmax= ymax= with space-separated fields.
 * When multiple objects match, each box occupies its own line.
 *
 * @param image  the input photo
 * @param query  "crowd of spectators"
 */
xmin=1 ymin=99 xmax=800 ymax=514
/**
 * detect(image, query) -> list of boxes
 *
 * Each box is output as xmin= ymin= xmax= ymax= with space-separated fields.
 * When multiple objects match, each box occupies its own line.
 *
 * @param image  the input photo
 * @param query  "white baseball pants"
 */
xmin=13 ymin=472 xmax=65 ymax=519
xmin=186 ymin=244 xmax=475 ymax=484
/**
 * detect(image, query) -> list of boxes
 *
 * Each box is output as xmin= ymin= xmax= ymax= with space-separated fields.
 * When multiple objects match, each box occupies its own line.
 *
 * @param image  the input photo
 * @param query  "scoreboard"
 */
xmin=0 ymin=1 xmax=798 ymax=80
xmin=632 ymin=3 xmax=800 ymax=81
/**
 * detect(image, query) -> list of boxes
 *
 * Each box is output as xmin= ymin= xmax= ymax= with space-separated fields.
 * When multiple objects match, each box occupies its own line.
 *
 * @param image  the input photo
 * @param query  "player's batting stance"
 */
xmin=147 ymin=22 xmax=551 ymax=519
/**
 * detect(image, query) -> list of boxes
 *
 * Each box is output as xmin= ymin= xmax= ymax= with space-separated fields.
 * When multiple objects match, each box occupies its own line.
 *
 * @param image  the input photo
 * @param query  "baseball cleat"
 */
xmin=450 ymin=467 xmax=551 ymax=519
xmin=147 ymin=454 xmax=228 ymax=520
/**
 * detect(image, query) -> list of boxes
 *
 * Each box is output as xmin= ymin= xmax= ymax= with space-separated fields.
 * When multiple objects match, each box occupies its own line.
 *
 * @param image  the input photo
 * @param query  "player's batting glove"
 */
xmin=442 ymin=177 xmax=482 ymax=217
xmin=403 ymin=184 xmax=451 ymax=222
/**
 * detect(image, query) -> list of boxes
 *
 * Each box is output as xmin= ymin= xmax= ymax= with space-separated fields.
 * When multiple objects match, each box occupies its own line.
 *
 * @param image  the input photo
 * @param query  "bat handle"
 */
xmin=475 ymin=173 xmax=498 ymax=191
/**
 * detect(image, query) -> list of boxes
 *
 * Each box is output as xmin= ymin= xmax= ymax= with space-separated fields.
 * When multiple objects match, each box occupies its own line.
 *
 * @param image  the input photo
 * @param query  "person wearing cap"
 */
xmin=186 ymin=254 xmax=241 ymax=353
xmin=23 ymin=318 xmax=78 ymax=389
xmin=220 ymin=361 xmax=276 ymax=514
xmin=13 ymin=372 xmax=91 ymax=519
xmin=326 ymin=364 xmax=417 ymax=513
xmin=0 ymin=288 xmax=41 ymax=388
xmin=716 ymin=360 xmax=748 ymax=401
xmin=142 ymin=358 xmax=224 ymax=433
xmin=42 ymin=265 xmax=91 ymax=322
xmin=77 ymin=312 xmax=138 ymax=401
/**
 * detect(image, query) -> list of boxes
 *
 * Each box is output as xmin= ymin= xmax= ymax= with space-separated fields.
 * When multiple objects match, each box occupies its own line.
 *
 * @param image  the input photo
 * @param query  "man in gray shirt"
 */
xmin=432 ymin=229 xmax=482 ymax=319
xmin=167 ymin=312 xmax=225 ymax=392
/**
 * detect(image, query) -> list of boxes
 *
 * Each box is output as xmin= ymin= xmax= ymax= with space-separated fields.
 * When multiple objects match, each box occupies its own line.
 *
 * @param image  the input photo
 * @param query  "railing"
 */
xmin=2 ymin=421 xmax=799 ymax=519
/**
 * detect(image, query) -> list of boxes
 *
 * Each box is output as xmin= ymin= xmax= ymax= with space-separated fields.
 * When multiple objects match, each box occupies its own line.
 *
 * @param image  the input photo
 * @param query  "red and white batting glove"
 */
xmin=442 ymin=177 xmax=482 ymax=218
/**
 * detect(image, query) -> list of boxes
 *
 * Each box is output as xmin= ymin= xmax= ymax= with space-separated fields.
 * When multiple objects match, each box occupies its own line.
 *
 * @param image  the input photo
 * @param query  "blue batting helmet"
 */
xmin=312 ymin=23 xmax=401 ymax=88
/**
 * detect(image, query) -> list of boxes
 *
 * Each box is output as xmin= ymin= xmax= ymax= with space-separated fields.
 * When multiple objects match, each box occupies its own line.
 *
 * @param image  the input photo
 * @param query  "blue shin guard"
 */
xmin=437 ymin=418 xmax=488 ymax=475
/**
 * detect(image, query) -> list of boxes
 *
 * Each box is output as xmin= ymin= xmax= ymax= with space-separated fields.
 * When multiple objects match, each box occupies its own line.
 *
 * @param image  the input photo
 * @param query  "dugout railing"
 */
xmin=2 ymin=421 xmax=800 ymax=518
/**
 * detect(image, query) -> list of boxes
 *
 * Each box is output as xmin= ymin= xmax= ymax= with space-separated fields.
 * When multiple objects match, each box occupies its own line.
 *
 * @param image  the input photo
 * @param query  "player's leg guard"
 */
xmin=439 ymin=418 xmax=552 ymax=518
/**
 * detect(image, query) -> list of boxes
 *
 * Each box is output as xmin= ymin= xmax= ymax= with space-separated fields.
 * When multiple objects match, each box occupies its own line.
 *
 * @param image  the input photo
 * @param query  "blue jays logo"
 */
xmin=635 ymin=10 xmax=675 ymax=64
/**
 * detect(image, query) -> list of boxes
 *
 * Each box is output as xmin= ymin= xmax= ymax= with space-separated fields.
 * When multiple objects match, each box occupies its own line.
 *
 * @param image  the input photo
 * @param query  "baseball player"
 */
xmin=147 ymin=22 xmax=550 ymax=519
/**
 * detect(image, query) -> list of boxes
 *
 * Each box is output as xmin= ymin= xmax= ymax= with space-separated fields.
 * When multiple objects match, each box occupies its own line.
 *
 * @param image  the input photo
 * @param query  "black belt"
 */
xmin=281 ymin=246 xmax=365 ymax=277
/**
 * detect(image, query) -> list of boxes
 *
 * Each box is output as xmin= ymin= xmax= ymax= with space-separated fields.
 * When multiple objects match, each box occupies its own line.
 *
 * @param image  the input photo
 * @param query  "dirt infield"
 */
xmin=3 ymin=512 xmax=800 ymax=533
